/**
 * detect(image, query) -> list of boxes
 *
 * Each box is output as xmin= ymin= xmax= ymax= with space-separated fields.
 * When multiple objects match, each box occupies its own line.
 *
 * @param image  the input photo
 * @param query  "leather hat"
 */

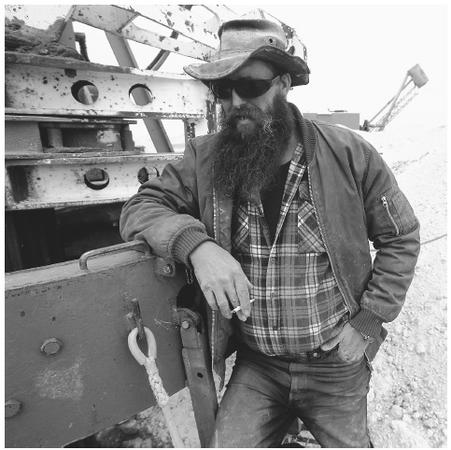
xmin=183 ymin=19 xmax=310 ymax=86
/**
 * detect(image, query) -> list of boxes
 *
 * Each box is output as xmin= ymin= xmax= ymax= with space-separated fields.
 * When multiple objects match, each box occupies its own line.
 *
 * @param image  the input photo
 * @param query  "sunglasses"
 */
xmin=210 ymin=75 xmax=280 ymax=100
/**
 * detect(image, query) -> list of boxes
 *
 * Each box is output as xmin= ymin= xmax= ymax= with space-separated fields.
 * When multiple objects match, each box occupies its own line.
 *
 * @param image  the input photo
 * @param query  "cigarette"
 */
xmin=231 ymin=298 xmax=255 ymax=314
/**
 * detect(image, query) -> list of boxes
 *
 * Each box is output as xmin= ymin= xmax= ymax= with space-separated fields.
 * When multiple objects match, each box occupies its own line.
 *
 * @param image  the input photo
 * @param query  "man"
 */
xmin=120 ymin=19 xmax=420 ymax=447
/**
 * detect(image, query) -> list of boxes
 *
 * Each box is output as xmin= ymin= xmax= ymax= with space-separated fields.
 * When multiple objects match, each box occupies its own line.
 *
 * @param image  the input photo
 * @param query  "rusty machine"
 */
xmin=4 ymin=5 xmax=311 ymax=447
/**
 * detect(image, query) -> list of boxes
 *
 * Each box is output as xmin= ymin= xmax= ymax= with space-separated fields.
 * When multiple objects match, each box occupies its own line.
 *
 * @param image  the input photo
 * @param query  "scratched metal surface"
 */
xmin=5 ymin=53 xmax=210 ymax=118
xmin=5 ymin=248 xmax=186 ymax=447
xmin=5 ymin=152 xmax=183 ymax=210
xmin=71 ymin=5 xmax=216 ymax=60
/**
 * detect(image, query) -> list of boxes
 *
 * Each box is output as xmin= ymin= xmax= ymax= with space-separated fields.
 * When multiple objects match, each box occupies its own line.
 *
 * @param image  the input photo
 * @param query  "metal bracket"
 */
xmin=155 ymin=258 xmax=176 ymax=277
xmin=176 ymin=308 xmax=217 ymax=447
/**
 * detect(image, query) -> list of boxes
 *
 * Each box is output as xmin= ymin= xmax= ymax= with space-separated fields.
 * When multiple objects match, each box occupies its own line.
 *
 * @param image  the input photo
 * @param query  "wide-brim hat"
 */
xmin=184 ymin=19 xmax=310 ymax=86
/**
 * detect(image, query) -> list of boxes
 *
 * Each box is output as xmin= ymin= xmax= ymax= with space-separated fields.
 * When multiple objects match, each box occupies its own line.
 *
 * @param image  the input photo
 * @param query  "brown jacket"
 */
xmin=120 ymin=104 xmax=420 ymax=385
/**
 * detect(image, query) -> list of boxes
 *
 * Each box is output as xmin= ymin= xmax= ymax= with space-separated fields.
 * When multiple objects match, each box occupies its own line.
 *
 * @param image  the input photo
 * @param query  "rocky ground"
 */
xmin=91 ymin=124 xmax=447 ymax=448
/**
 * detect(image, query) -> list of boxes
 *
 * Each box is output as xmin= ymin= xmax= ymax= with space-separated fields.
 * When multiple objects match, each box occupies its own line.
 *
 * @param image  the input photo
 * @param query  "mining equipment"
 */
xmin=361 ymin=64 xmax=429 ymax=132
xmin=4 ymin=5 xmax=312 ymax=447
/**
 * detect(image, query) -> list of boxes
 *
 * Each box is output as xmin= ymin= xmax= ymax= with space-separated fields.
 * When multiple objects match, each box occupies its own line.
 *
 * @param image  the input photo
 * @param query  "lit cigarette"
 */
xmin=231 ymin=298 xmax=255 ymax=314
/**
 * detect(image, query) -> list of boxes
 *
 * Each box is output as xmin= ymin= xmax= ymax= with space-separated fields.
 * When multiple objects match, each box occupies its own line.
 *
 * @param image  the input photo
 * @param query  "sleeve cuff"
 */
xmin=349 ymin=308 xmax=383 ymax=339
xmin=171 ymin=228 xmax=215 ymax=265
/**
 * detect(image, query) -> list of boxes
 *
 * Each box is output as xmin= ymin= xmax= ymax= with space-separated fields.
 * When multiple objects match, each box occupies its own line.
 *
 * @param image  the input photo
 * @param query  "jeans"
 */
xmin=210 ymin=346 xmax=372 ymax=448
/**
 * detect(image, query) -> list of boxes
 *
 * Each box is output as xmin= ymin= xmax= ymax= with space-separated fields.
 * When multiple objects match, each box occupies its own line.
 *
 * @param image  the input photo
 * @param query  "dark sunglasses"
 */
xmin=210 ymin=75 xmax=280 ymax=100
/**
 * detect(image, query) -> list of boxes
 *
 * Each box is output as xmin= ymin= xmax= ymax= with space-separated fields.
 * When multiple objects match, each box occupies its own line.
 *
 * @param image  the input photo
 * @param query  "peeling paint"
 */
xmin=35 ymin=359 xmax=84 ymax=400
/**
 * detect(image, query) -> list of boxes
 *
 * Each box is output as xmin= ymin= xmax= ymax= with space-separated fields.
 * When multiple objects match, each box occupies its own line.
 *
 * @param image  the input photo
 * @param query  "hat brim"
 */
xmin=184 ymin=45 xmax=310 ymax=86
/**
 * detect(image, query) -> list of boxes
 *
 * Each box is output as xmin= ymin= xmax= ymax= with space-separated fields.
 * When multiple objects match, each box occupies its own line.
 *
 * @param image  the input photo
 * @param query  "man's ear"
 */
xmin=280 ymin=73 xmax=292 ymax=96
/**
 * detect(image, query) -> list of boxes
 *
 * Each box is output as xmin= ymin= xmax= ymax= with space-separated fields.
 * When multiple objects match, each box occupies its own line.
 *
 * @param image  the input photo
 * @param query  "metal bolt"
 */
xmin=181 ymin=320 xmax=190 ymax=330
xmin=163 ymin=264 xmax=173 ymax=275
xmin=40 ymin=338 xmax=63 ymax=356
xmin=5 ymin=399 xmax=22 ymax=418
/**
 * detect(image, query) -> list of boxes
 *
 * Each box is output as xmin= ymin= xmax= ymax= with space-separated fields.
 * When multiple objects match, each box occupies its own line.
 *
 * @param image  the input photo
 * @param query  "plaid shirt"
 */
xmin=231 ymin=143 xmax=349 ymax=356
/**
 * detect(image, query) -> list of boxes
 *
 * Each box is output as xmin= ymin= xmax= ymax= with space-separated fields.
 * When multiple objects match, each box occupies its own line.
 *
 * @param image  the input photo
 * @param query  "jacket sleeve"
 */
xmin=119 ymin=139 xmax=214 ymax=264
xmin=349 ymin=144 xmax=421 ymax=338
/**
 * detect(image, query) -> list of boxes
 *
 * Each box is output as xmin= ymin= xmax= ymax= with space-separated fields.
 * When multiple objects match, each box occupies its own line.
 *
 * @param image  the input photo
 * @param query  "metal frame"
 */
xmin=5 ymin=243 xmax=187 ymax=447
xmin=5 ymin=52 xmax=210 ymax=119
xmin=5 ymin=153 xmax=182 ymax=210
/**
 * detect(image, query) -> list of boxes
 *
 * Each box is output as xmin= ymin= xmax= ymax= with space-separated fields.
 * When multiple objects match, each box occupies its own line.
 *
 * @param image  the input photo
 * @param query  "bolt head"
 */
xmin=5 ymin=399 xmax=22 ymax=418
xmin=163 ymin=264 xmax=173 ymax=274
xmin=40 ymin=338 xmax=63 ymax=356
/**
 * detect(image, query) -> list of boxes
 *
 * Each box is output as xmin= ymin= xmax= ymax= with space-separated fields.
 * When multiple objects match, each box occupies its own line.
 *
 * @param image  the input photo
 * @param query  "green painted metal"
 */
xmin=5 ymin=242 xmax=187 ymax=448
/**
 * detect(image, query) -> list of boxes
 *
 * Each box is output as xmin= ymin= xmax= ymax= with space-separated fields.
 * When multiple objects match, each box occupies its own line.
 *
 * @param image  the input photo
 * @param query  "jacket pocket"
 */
xmin=381 ymin=187 xmax=418 ymax=236
xmin=368 ymin=186 xmax=418 ymax=239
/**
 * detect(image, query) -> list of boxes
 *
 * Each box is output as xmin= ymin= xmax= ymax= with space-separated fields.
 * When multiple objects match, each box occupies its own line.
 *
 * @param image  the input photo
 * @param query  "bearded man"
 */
xmin=120 ymin=19 xmax=420 ymax=448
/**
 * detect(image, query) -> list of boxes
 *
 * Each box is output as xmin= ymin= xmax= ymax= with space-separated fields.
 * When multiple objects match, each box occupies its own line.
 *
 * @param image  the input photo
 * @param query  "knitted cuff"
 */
xmin=171 ymin=228 xmax=215 ymax=265
xmin=349 ymin=308 xmax=383 ymax=339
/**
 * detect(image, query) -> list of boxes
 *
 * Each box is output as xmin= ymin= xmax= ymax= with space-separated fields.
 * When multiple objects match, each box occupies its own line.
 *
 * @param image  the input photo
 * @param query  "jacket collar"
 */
xmin=289 ymin=102 xmax=317 ymax=165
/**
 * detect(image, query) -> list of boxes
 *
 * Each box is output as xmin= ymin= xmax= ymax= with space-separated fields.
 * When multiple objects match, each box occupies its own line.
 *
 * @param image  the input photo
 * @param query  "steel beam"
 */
xmin=137 ymin=5 xmax=219 ymax=46
xmin=5 ymin=153 xmax=182 ymax=210
xmin=71 ymin=5 xmax=214 ymax=60
xmin=5 ymin=52 xmax=209 ymax=118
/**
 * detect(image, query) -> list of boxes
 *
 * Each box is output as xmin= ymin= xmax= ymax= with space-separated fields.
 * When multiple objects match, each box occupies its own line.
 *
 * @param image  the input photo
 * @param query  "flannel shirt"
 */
xmin=231 ymin=143 xmax=349 ymax=356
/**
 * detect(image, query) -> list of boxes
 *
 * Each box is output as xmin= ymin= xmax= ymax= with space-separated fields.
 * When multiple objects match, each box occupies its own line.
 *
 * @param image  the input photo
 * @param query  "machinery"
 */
xmin=4 ymin=5 xmax=309 ymax=447
xmin=361 ymin=64 xmax=429 ymax=132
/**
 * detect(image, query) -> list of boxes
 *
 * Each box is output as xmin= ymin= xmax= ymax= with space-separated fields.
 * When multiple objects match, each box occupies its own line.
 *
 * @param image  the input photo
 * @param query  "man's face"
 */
xmin=219 ymin=59 xmax=288 ymax=137
xmin=211 ymin=59 xmax=295 ymax=200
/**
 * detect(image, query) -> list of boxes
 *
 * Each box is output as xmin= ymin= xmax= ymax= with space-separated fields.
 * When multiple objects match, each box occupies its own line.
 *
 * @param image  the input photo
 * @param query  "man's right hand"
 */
xmin=189 ymin=241 xmax=253 ymax=321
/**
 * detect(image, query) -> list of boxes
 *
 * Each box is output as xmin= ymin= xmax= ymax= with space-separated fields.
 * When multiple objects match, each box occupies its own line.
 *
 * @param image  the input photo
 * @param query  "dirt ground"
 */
xmin=95 ymin=124 xmax=447 ymax=448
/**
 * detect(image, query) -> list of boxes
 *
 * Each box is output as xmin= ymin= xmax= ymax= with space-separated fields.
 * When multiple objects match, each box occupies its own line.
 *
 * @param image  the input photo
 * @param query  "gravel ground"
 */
xmin=93 ymin=124 xmax=447 ymax=448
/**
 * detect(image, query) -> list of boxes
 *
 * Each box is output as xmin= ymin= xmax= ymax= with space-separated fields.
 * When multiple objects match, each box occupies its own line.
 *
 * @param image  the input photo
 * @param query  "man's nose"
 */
xmin=231 ymin=89 xmax=246 ymax=107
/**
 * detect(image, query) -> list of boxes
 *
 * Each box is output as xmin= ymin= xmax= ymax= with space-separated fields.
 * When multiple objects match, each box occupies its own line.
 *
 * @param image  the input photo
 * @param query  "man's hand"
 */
xmin=320 ymin=323 xmax=369 ymax=362
xmin=189 ymin=241 xmax=253 ymax=321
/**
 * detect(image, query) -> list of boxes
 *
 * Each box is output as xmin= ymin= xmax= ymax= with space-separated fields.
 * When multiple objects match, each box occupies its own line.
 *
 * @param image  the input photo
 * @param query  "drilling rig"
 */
xmin=361 ymin=64 xmax=428 ymax=132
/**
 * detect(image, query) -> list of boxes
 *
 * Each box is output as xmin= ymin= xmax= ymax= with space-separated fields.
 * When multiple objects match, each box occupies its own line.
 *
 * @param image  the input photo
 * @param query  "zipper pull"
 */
xmin=381 ymin=195 xmax=400 ymax=236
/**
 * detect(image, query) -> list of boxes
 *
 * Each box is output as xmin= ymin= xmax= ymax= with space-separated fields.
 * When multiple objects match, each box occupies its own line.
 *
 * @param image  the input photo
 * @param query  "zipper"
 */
xmin=364 ymin=351 xmax=373 ymax=372
xmin=307 ymin=167 xmax=353 ymax=314
xmin=381 ymin=195 xmax=400 ymax=236
xmin=210 ymin=186 xmax=218 ymax=372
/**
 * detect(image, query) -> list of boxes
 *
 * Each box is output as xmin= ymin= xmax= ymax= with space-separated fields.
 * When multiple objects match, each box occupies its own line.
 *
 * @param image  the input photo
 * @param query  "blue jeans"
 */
xmin=210 ymin=346 xmax=372 ymax=448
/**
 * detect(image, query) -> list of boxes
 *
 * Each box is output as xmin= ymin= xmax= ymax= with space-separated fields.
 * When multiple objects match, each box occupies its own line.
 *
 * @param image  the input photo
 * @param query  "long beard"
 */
xmin=212 ymin=94 xmax=295 ymax=201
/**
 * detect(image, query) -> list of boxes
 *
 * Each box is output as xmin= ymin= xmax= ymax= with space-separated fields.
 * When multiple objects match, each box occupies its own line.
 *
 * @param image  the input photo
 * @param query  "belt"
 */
xmin=238 ymin=342 xmax=339 ymax=364
xmin=272 ymin=344 xmax=339 ymax=363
